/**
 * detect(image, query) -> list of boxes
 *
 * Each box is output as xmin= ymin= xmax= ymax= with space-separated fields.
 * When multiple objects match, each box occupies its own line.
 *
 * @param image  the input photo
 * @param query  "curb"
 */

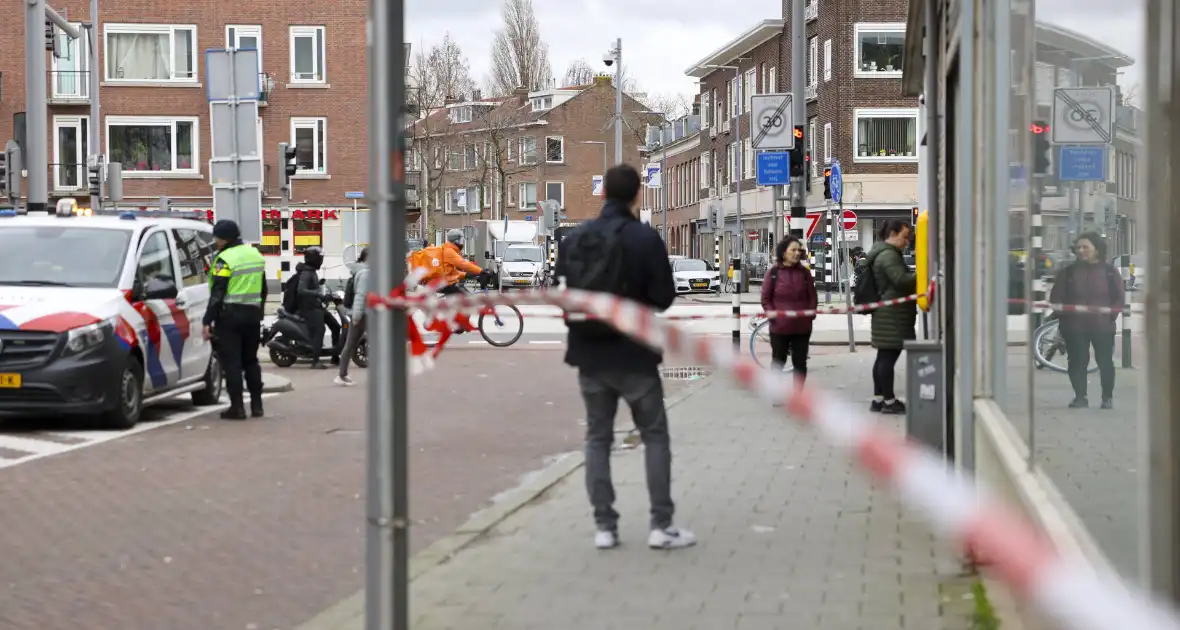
xmin=260 ymin=372 xmax=294 ymax=393
xmin=293 ymin=371 xmax=716 ymax=630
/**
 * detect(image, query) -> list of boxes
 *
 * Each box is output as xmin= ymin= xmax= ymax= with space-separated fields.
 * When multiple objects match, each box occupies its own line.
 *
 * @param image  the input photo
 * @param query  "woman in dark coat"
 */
xmin=866 ymin=220 xmax=917 ymax=414
xmin=760 ymin=236 xmax=818 ymax=382
xmin=1048 ymin=232 xmax=1125 ymax=409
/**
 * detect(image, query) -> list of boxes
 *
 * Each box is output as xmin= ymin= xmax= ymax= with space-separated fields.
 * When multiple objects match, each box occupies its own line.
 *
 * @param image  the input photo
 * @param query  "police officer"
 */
xmin=202 ymin=219 xmax=267 ymax=420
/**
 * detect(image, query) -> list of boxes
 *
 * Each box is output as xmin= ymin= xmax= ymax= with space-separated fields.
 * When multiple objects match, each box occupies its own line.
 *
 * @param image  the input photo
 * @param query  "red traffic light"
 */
xmin=1029 ymin=122 xmax=1050 ymax=134
xmin=793 ymin=127 xmax=804 ymax=138
xmin=823 ymin=168 xmax=831 ymax=177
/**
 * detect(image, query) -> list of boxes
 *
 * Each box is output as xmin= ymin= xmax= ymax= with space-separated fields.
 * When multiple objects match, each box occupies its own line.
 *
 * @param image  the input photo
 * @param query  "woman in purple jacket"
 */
xmin=760 ymin=236 xmax=819 ymax=382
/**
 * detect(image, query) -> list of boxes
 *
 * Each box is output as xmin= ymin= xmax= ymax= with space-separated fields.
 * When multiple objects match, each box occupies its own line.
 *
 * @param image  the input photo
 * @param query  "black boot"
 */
xmin=250 ymin=400 xmax=265 ymax=418
xmin=310 ymin=360 xmax=328 ymax=370
xmin=221 ymin=407 xmax=248 ymax=420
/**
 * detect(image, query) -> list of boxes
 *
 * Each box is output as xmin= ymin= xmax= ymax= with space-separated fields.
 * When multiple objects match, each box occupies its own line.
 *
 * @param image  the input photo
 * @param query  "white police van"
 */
xmin=0 ymin=199 xmax=223 ymax=428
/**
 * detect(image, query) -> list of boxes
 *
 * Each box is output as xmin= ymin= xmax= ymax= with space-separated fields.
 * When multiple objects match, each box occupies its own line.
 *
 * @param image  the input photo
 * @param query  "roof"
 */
xmin=412 ymin=94 xmax=547 ymax=138
xmin=1035 ymin=22 xmax=1135 ymax=67
xmin=685 ymin=19 xmax=785 ymax=78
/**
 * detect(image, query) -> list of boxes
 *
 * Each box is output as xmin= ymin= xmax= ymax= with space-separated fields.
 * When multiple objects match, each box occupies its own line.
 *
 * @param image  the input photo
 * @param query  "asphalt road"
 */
xmin=0 ymin=346 xmax=620 ymax=630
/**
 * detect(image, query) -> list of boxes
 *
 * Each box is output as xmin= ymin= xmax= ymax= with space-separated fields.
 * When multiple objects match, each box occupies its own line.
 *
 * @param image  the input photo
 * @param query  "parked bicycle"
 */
xmin=412 ymin=282 xmax=525 ymax=348
xmin=1033 ymin=313 xmax=1099 ymax=374
xmin=747 ymin=313 xmax=794 ymax=373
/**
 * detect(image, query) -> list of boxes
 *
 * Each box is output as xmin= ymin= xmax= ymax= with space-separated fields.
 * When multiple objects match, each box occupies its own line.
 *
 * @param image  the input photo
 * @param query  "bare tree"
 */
xmin=470 ymin=98 xmax=545 ymax=219
xmin=562 ymin=59 xmax=596 ymax=86
xmin=638 ymin=92 xmax=694 ymax=120
xmin=1121 ymin=83 xmax=1140 ymax=107
xmin=489 ymin=0 xmax=553 ymax=95
xmin=408 ymin=34 xmax=477 ymax=225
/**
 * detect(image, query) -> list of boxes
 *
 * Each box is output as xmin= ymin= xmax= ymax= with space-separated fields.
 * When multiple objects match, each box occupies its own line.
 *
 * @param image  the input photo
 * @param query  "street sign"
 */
xmin=747 ymin=230 xmax=759 ymax=240
xmin=1051 ymin=86 xmax=1115 ymax=145
xmin=645 ymin=163 xmax=661 ymax=188
xmin=844 ymin=229 xmax=859 ymax=241
xmin=1057 ymin=145 xmax=1107 ymax=181
xmin=345 ymin=191 xmax=365 ymax=199
xmin=755 ymin=151 xmax=791 ymax=185
xmin=206 ymin=47 xmax=263 ymax=241
xmin=841 ymin=209 xmax=858 ymax=230
xmin=750 ymin=93 xmax=794 ymax=150
xmin=591 ymin=175 xmax=603 ymax=196
xmin=829 ymin=159 xmax=843 ymax=203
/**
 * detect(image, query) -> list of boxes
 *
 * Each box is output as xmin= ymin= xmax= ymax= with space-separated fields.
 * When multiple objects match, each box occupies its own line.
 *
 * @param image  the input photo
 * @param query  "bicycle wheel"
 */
xmin=1033 ymin=319 xmax=1099 ymax=374
xmin=748 ymin=320 xmax=793 ymax=373
xmin=478 ymin=304 xmax=524 ymax=347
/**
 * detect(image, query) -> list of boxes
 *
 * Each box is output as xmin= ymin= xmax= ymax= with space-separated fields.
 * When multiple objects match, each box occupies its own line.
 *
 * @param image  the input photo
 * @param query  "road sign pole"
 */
xmin=841 ymin=194 xmax=855 ymax=352
xmin=789 ymin=0 xmax=806 ymax=242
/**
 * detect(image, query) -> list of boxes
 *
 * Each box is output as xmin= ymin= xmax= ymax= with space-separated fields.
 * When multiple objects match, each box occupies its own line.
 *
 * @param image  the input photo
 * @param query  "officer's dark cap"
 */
xmin=212 ymin=220 xmax=241 ymax=241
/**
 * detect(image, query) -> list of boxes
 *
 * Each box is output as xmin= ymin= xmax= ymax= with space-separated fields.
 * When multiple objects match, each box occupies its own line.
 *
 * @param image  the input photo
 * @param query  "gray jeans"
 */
xmin=338 ymin=316 xmax=367 ymax=378
xmin=578 ymin=369 xmax=674 ymax=531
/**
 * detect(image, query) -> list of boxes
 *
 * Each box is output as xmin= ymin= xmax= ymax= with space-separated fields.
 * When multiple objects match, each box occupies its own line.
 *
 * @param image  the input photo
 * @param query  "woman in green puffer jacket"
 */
xmin=865 ymin=219 xmax=917 ymax=415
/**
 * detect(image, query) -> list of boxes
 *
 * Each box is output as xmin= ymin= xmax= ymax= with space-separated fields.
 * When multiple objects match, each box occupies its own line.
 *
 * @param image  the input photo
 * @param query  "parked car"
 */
xmin=671 ymin=258 xmax=721 ymax=294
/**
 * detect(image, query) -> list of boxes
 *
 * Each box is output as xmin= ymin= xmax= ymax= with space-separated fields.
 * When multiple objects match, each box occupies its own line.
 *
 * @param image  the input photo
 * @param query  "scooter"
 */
xmin=263 ymin=285 xmax=361 ymax=368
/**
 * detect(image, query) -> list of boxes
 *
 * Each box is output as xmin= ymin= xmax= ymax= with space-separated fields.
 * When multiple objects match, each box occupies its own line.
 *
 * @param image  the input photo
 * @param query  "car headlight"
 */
xmin=65 ymin=318 xmax=115 ymax=354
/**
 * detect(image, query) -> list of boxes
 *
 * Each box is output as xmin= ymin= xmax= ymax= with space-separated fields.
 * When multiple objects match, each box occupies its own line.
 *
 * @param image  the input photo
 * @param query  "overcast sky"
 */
xmin=406 ymin=0 xmax=1145 ymax=99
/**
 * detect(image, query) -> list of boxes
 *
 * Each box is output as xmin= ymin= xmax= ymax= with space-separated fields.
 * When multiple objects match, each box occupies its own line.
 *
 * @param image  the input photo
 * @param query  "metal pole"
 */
xmin=25 ymin=0 xmax=49 ymax=212
xmin=789 ymin=0 xmax=806 ymax=243
xmin=353 ymin=198 xmax=360 ymax=253
xmin=613 ymin=38 xmax=622 ymax=165
xmin=823 ymin=205 xmax=832 ymax=304
xmin=365 ymin=0 xmax=408 ymax=626
xmin=86 ymin=0 xmax=100 ymax=211
xmin=734 ymin=66 xmax=743 ymax=269
xmin=841 ymin=193 xmax=855 ymax=352
xmin=661 ymin=124 xmax=668 ymax=247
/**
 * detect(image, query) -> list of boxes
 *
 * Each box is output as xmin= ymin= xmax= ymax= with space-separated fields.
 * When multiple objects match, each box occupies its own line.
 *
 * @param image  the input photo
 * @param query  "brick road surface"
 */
xmin=0 ymin=347 xmax=623 ymax=630
xmin=393 ymin=353 xmax=978 ymax=630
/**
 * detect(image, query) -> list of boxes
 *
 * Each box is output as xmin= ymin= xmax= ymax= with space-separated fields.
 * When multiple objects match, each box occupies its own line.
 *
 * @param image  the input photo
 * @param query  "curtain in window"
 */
xmin=107 ymin=33 xmax=170 ymax=80
xmin=857 ymin=117 xmax=916 ymax=156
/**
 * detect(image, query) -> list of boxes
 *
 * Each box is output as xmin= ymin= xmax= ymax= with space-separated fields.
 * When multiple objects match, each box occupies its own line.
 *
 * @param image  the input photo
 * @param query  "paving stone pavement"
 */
xmin=406 ymin=356 xmax=979 ymax=630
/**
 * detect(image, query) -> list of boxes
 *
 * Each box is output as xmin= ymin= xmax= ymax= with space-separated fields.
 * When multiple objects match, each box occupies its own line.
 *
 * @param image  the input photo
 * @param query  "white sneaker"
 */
xmin=594 ymin=530 xmax=619 ymax=549
xmin=648 ymin=526 xmax=696 ymax=550
xmin=334 ymin=375 xmax=355 ymax=386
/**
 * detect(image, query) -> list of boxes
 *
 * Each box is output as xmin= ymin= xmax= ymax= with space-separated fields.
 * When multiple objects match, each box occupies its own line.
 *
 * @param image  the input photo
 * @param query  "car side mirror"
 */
xmin=319 ymin=278 xmax=326 ymax=286
xmin=484 ymin=251 xmax=491 ymax=260
xmin=143 ymin=277 xmax=178 ymax=300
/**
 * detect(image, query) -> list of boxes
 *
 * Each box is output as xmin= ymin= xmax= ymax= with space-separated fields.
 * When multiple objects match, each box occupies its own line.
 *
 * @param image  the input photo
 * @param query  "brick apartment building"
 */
xmin=410 ymin=75 xmax=659 ymax=245
xmin=0 ymin=0 xmax=387 ymax=282
xmin=684 ymin=1 xmax=922 ymax=265
xmin=642 ymin=113 xmax=703 ymax=258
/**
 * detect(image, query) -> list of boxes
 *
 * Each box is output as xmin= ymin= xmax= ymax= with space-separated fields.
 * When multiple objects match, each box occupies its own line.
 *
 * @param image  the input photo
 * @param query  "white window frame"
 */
xmin=290 ymin=116 xmax=328 ymax=174
xmin=701 ymin=92 xmax=711 ymax=128
xmin=852 ymin=23 xmax=906 ymax=78
xmin=544 ymin=181 xmax=565 ymax=207
xmin=519 ymin=137 xmax=538 ymax=165
xmin=823 ymin=39 xmax=832 ymax=81
xmin=808 ymin=37 xmax=818 ymax=86
xmin=852 ymin=107 xmax=919 ymax=163
xmin=289 ymin=25 xmax=326 ymax=84
xmin=545 ymin=136 xmax=565 ymax=163
xmin=743 ymin=137 xmax=753 ymax=180
xmin=51 ymin=22 xmax=90 ymax=98
xmin=743 ymin=69 xmax=756 ymax=111
xmin=226 ymin=25 xmax=263 ymax=72
xmin=518 ymin=182 xmax=538 ymax=210
xmin=104 ymin=115 xmax=199 ymax=177
xmin=808 ymin=117 xmax=817 ymax=171
xmin=52 ymin=115 xmax=90 ymax=190
xmin=450 ymin=106 xmax=472 ymax=124
xmin=823 ymin=122 xmax=832 ymax=164
xmin=103 ymin=24 xmax=197 ymax=83
xmin=768 ymin=67 xmax=776 ymax=92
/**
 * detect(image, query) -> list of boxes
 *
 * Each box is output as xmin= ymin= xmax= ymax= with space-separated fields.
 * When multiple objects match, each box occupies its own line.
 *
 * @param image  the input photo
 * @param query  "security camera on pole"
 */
xmin=604 ymin=39 xmax=623 ymax=164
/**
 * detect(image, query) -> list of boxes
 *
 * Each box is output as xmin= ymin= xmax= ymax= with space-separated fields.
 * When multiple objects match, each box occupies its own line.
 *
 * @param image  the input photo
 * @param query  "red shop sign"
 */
xmin=261 ymin=209 xmax=340 ymax=220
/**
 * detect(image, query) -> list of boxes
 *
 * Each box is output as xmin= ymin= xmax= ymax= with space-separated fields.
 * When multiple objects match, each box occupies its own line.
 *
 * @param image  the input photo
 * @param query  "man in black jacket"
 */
xmin=294 ymin=246 xmax=333 ymax=369
xmin=555 ymin=164 xmax=693 ymax=551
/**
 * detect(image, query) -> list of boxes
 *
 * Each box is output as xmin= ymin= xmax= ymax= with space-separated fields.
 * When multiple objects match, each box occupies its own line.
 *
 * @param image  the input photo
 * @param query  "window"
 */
xmin=51 ymin=22 xmax=89 ymax=98
xmin=258 ymin=214 xmax=282 ymax=255
xmin=701 ymin=92 xmax=711 ymax=127
xmin=226 ymin=25 xmax=262 ymax=72
xmin=519 ymin=137 xmax=538 ymax=165
xmin=1035 ymin=63 xmax=1055 ymax=105
xmin=768 ymin=67 xmax=777 ymax=92
xmin=106 ymin=116 xmax=197 ymax=174
xmin=808 ymin=37 xmax=818 ymax=85
xmin=293 ymin=213 xmax=323 ymax=253
xmin=823 ymin=39 xmax=832 ymax=81
xmin=465 ymin=144 xmax=478 ymax=170
xmin=290 ymin=117 xmax=327 ymax=174
xmin=853 ymin=108 xmax=918 ymax=161
xmin=443 ymin=187 xmax=456 ymax=212
xmin=136 ymin=231 xmax=177 ymax=293
xmin=450 ymin=106 xmax=472 ymax=124
xmin=744 ymin=70 xmax=755 ymax=111
xmin=544 ymin=181 xmax=564 ymax=207
xmin=104 ymin=24 xmax=196 ymax=82
xmin=726 ymin=144 xmax=734 ymax=184
xmin=446 ymin=148 xmax=462 ymax=171
xmin=731 ymin=79 xmax=739 ymax=116
xmin=823 ymin=122 xmax=832 ymax=163
xmin=545 ymin=136 xmax=564 ymax=163
xmin=808 ymin=117 xmax=817 ymax=169
xmin=701 ymin=151 xmax=711 ymax=187
xmin=531 ymin=96 xmax=552 ymax=111
xmin=289 ymin=26 xmax=326 ymax=83
xmin=854 ymin=23 xmax=905 ymax=76
xmin=759 ymin=63 xmax=767 ymax=94
xmin=519 ymin=182 xmax=537 ymax=210
xmin=173 ymin=229 xmax=215 ymax=286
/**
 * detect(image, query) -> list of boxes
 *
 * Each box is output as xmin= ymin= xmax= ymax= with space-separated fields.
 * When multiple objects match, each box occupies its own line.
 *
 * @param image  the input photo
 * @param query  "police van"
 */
xmin=0 ymin=199 xmax=223 ymax=428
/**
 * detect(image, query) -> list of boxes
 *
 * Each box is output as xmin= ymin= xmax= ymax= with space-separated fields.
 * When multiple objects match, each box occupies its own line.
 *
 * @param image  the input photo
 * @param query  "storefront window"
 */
xmin=258 ymin=217 xmax=282 ymax=256
xmin=293 ymin=215 xmax=323 ymax=254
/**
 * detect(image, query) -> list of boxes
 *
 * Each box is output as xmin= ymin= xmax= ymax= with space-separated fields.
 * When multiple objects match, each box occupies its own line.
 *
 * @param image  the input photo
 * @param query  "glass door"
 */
xmin=50 ymin=24 xmax=88 ymax=99
xmin=53 ymin=116 xmax=88 ymax=191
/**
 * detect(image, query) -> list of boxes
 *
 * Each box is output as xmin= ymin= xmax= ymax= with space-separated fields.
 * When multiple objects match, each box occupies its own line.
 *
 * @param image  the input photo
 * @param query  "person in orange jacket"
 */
xmin=439 ymin=229 xmax=485 ymax=295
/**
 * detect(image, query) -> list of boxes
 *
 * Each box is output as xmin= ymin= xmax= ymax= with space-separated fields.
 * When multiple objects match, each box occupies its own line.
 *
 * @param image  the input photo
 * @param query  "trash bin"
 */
xmin=904 ymin=340 xmax=945 ymax=456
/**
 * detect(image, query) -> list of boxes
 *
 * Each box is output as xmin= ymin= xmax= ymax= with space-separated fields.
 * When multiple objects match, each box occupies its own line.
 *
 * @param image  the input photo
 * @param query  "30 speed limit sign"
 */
xmin=750 ymin=93 xmax=795 ymax=150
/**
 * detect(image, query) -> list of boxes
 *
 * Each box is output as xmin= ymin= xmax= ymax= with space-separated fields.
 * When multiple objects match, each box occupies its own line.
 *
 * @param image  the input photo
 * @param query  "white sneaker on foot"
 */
xmin=334 ymin=375 xmax=355 ymax=386
xmin=648 ymin=526 xmax=696 ymax=549
xmin=594 ymin=530 xmax=619 ymax=549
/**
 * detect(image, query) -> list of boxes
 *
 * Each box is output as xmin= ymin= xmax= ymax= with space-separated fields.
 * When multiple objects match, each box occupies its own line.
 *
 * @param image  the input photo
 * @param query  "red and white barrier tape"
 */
xmin=366 ymin=281 xmax=1179 ymax=630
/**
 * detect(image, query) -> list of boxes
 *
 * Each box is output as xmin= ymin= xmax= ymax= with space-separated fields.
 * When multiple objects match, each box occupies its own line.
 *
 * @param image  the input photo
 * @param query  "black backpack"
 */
xmin=562 ymin=218 xmax=629 ymax=337
xmin=343 ymin=273 xmax=357 ymax=310
xmin=852 ymin=256 xmax=882 ymax=310
xmin=281 ymin=274 xmax=301 ymax=313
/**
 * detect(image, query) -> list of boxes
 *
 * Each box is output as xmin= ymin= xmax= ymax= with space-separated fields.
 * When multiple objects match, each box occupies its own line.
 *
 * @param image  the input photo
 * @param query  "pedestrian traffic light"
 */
xmin=1031 ymin=121 xmax=1051 ymax=176
xmin=789 ymin=126 xmax=805 ymax=177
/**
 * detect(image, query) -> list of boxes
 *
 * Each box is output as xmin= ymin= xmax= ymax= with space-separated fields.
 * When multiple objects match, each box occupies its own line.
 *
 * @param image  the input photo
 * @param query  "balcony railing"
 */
xmin=805 ymin=1 xmax=818 ymax=21
xmin=48 ymin=70 xmax=90 ymax=103
xmin=259 ymin=73 xmax=274 ymax=106
xmin=805 ymin=83 xmax=818 ymax=101
xmin=405 ymin=170 xmax=421 ymax=207
xmin=50 ymin=162 xmax=88 ymax=192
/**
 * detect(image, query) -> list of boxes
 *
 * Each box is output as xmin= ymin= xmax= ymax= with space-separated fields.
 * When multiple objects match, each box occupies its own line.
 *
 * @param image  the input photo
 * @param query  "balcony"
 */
xmin=805 ymin=1 xmax=818 ymax=21
xmin=259 ymin=73 xmax=275 ymax=107
xmin=404 ymin=170 xmax=421 ymax=208
xmin=50 ymin=162 xmax=88 ymax=193
xmin=805 ymin=84 xmax=818 ymax=101
xmin=48 ymin=70 xmax=90 ymax=105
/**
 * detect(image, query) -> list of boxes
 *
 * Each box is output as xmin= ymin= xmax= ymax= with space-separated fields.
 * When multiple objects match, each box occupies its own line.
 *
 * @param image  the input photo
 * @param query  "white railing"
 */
xmin=805 ymin=1 xmax=818 ymax=21
xmin=805 ymin=84 xmax=818 ymax=101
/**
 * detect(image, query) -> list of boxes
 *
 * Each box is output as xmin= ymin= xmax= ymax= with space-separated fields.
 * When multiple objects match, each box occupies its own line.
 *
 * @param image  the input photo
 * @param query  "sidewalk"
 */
xmin=302 ymin=354 xmax=982 ymax=630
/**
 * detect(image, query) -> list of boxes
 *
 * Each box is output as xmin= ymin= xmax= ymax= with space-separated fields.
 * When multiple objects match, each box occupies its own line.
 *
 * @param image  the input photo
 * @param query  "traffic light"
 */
xmin=788 ymin=126 xmax=805 ymax=177
xmin=88 ymin=163 xmax=101 ymax=196
xmin=159 ymin=196 xmax=172 ymax=212
xmin=278 ymin=142 xmax=297 ymax=195
xmin=823 ymin=167 xmax=832 ymax=200
xmin=3 ymin=142 xmax=21 ymax=202
xmin=912 ymin=206 xmax=919 ymax=225
xmin=1031 ymin=121 xmax=1051 ymax=176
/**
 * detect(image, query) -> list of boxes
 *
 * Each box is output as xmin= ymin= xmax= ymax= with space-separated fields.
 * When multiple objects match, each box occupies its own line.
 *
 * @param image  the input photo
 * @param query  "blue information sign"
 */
xmin=829 ymin=159 xmax=843 ymax=203
xmin=1057 ymin=146 xmax=1106 ymax=181
xmin=344 ymin=191 xmax=366 ymax=199
xmin=755 ymin=152 xmax=791 ymax=186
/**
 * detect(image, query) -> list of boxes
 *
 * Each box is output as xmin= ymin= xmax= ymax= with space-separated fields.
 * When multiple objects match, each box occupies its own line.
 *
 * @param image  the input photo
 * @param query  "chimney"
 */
xmin=513 ymin=85 xmax=529 ymax=103
xmin=472 ymin=88 xmax=481 ymax=101
xmin=443 ymin=95 xmax=459 ymax=105
xmin=593 ymin=74 xmax=612 ymax=88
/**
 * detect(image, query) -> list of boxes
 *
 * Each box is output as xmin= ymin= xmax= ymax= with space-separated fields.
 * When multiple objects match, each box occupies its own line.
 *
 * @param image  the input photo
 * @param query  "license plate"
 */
xmin=691 ymin=281 xmax=708 ymax=288
xmin=515 ymin=279 xmax=530 ymax=285
xmin=0 ymin=374 xmax=21 ymax=388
